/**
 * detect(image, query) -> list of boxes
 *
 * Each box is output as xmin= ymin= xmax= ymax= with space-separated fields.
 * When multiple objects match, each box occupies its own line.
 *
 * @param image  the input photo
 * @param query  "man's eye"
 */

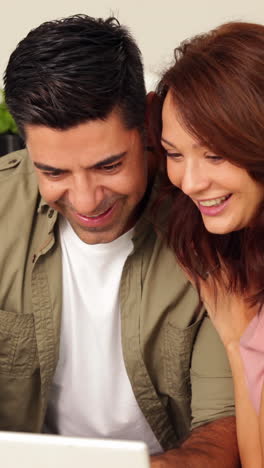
xmin=101 ymin=162 xmax=122 ymax=171
xmin=42 ymin=171 xmax=63 ymax=178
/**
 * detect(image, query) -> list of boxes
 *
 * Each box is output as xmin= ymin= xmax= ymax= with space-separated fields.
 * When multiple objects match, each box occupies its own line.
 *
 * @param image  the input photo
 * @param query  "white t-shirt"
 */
xmin=46 ymin=217 xmax=162 ymax=455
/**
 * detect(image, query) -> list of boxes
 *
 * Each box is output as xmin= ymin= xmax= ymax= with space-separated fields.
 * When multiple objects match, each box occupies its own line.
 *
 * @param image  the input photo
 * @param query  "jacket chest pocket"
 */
xmin=0 ymin=309 xmax=38 ymax=376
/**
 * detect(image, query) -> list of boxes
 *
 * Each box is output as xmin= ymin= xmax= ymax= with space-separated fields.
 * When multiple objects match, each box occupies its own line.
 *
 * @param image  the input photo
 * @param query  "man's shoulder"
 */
xmin=0 ymin=148 xmax=34 ymax=177
xmin=133 ymin=222 xmax=202 ymax=329
xmin=141 ymin=170 xmax=173 ymax=236
xmin=0 ymin=148 xmax=38 ymax=195
xmin=0 ymin=149 xmax=39 ymax=217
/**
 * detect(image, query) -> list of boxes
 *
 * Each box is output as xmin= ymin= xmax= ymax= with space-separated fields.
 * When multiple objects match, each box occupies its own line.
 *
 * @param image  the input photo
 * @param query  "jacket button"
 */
xmin=48 ymin=209 xmax=54 ymax=218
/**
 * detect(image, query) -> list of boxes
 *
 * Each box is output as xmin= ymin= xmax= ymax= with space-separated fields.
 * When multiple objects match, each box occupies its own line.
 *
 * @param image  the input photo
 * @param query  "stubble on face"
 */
xmin=26 ymin=112 xmax=148 ymax=244
xmin=55 ymin=194 xmax=131 ymax=241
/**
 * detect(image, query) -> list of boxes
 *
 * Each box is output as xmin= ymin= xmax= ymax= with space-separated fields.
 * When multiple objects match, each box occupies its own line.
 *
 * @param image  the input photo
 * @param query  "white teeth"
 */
xmin=81 ymin=209 xmax=111 ymax=218
xmin=199 ymin=195 xmax=229 ymax=207
xmin=84 ymin=213 xmax=104 ymax=218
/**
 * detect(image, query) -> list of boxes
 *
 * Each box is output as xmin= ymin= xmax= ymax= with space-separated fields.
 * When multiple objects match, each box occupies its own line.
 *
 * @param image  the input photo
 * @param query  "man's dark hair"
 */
xmin=4 ymin=14 xmax=146 ymax=138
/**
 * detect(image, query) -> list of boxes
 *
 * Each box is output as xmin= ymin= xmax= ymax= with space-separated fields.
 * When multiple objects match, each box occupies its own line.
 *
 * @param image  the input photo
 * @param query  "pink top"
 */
xmin=240 ymin=307 xmax=264 ymax=413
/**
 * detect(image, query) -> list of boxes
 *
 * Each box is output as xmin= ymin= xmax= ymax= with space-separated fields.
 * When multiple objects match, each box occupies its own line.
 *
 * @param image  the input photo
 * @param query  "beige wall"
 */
xmin=1 ymin=0 xmax=264 ymax=88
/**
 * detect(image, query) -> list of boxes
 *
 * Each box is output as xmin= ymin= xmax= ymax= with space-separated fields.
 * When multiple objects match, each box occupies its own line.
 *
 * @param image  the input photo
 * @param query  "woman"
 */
xmin=153 ymin=22 xmax=264 ymax=467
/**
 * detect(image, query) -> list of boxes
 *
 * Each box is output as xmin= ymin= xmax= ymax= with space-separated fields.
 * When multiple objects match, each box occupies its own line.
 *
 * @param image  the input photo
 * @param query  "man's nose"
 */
xmin=69 ymin=174 xmax=105 ymax=215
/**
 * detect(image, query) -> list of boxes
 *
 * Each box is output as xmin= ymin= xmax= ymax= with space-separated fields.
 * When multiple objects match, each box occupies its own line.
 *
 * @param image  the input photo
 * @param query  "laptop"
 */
xmin=0 ymin=431 xmax=150 ymax=468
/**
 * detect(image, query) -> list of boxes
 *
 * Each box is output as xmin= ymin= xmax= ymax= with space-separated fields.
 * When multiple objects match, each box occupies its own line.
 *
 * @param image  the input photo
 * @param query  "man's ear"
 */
xmin=144 ymin=92 xmax=165 ymax=174
xmin=145 ymin=92 xmax=158 ymax=150
xmin=145 ymin=92 xmax=157 ymax=135
xmin=145 ymin=91 xmax=163 ymax=151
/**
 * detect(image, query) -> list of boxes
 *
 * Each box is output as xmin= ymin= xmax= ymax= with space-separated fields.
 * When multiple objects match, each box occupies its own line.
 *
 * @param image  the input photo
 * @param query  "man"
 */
xmin=1 ymin=14 xmax=239 ymax=467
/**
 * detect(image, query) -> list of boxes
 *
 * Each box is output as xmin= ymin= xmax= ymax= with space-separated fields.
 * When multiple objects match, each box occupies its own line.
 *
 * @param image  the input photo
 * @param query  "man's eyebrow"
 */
xmin=33 ymin=162 xmax=64 ymax=172
xmin=33 ymin=152 xmax=127 ymax=172
xmin=92 ymin=152 xmax=126 ymax=169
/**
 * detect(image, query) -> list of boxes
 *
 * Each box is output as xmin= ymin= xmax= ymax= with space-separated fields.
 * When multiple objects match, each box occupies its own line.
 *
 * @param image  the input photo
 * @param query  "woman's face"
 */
xmin=161 ymin=91 xmax=264 ymax=234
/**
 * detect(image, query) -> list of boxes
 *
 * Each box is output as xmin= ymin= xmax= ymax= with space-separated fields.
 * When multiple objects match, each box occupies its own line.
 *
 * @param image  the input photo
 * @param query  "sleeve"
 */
xmin=240 ymin=307 xmax=264 ymax=413
xmin=190 ymin=316 xmax=235 ymax=430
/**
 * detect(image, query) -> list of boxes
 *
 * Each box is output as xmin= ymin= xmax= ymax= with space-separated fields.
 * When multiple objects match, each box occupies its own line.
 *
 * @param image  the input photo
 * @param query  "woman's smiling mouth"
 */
xmin=197 ymin=194 xmax=232 ymax=216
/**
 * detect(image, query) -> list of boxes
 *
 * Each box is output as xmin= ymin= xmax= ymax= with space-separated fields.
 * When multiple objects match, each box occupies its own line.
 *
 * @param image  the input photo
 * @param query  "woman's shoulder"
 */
xmin=240 ymin=305 xmax=264 ymax=413
xmin=240 ymin=305 xmax=264 ymax=351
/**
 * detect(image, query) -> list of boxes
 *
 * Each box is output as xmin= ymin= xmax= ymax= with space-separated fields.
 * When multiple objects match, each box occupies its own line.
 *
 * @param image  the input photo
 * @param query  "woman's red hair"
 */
xmin=152 ymin=22 xmax=264 ymax=304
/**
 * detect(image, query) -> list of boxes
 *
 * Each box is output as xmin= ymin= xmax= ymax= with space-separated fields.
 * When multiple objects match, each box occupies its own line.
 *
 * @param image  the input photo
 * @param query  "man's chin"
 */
xmin=70 ymin=222 xmax=125 ymax=245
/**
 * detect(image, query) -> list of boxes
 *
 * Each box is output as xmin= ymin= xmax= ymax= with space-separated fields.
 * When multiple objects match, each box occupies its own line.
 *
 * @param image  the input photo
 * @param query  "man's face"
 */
xmin=26 ymin=111 xmax=148 ymax=244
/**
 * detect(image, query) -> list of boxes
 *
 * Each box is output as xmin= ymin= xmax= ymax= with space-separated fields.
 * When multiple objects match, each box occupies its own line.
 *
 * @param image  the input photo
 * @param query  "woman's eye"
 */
xmin=165 ymin=151 xmax=182 ymax=159
xmin=206 ymin=155 xmax=224 ymax=162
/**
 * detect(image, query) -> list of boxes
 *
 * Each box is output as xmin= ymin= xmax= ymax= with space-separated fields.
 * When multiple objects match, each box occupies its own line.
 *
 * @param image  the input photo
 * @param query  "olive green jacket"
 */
xmin=0 ymin=150 xmax=234 ymax=450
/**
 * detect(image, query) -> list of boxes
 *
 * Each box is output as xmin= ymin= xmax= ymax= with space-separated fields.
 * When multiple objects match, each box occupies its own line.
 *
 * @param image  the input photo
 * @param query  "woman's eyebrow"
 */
xmin=161 ymin=136 xmax=177 ymax=148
